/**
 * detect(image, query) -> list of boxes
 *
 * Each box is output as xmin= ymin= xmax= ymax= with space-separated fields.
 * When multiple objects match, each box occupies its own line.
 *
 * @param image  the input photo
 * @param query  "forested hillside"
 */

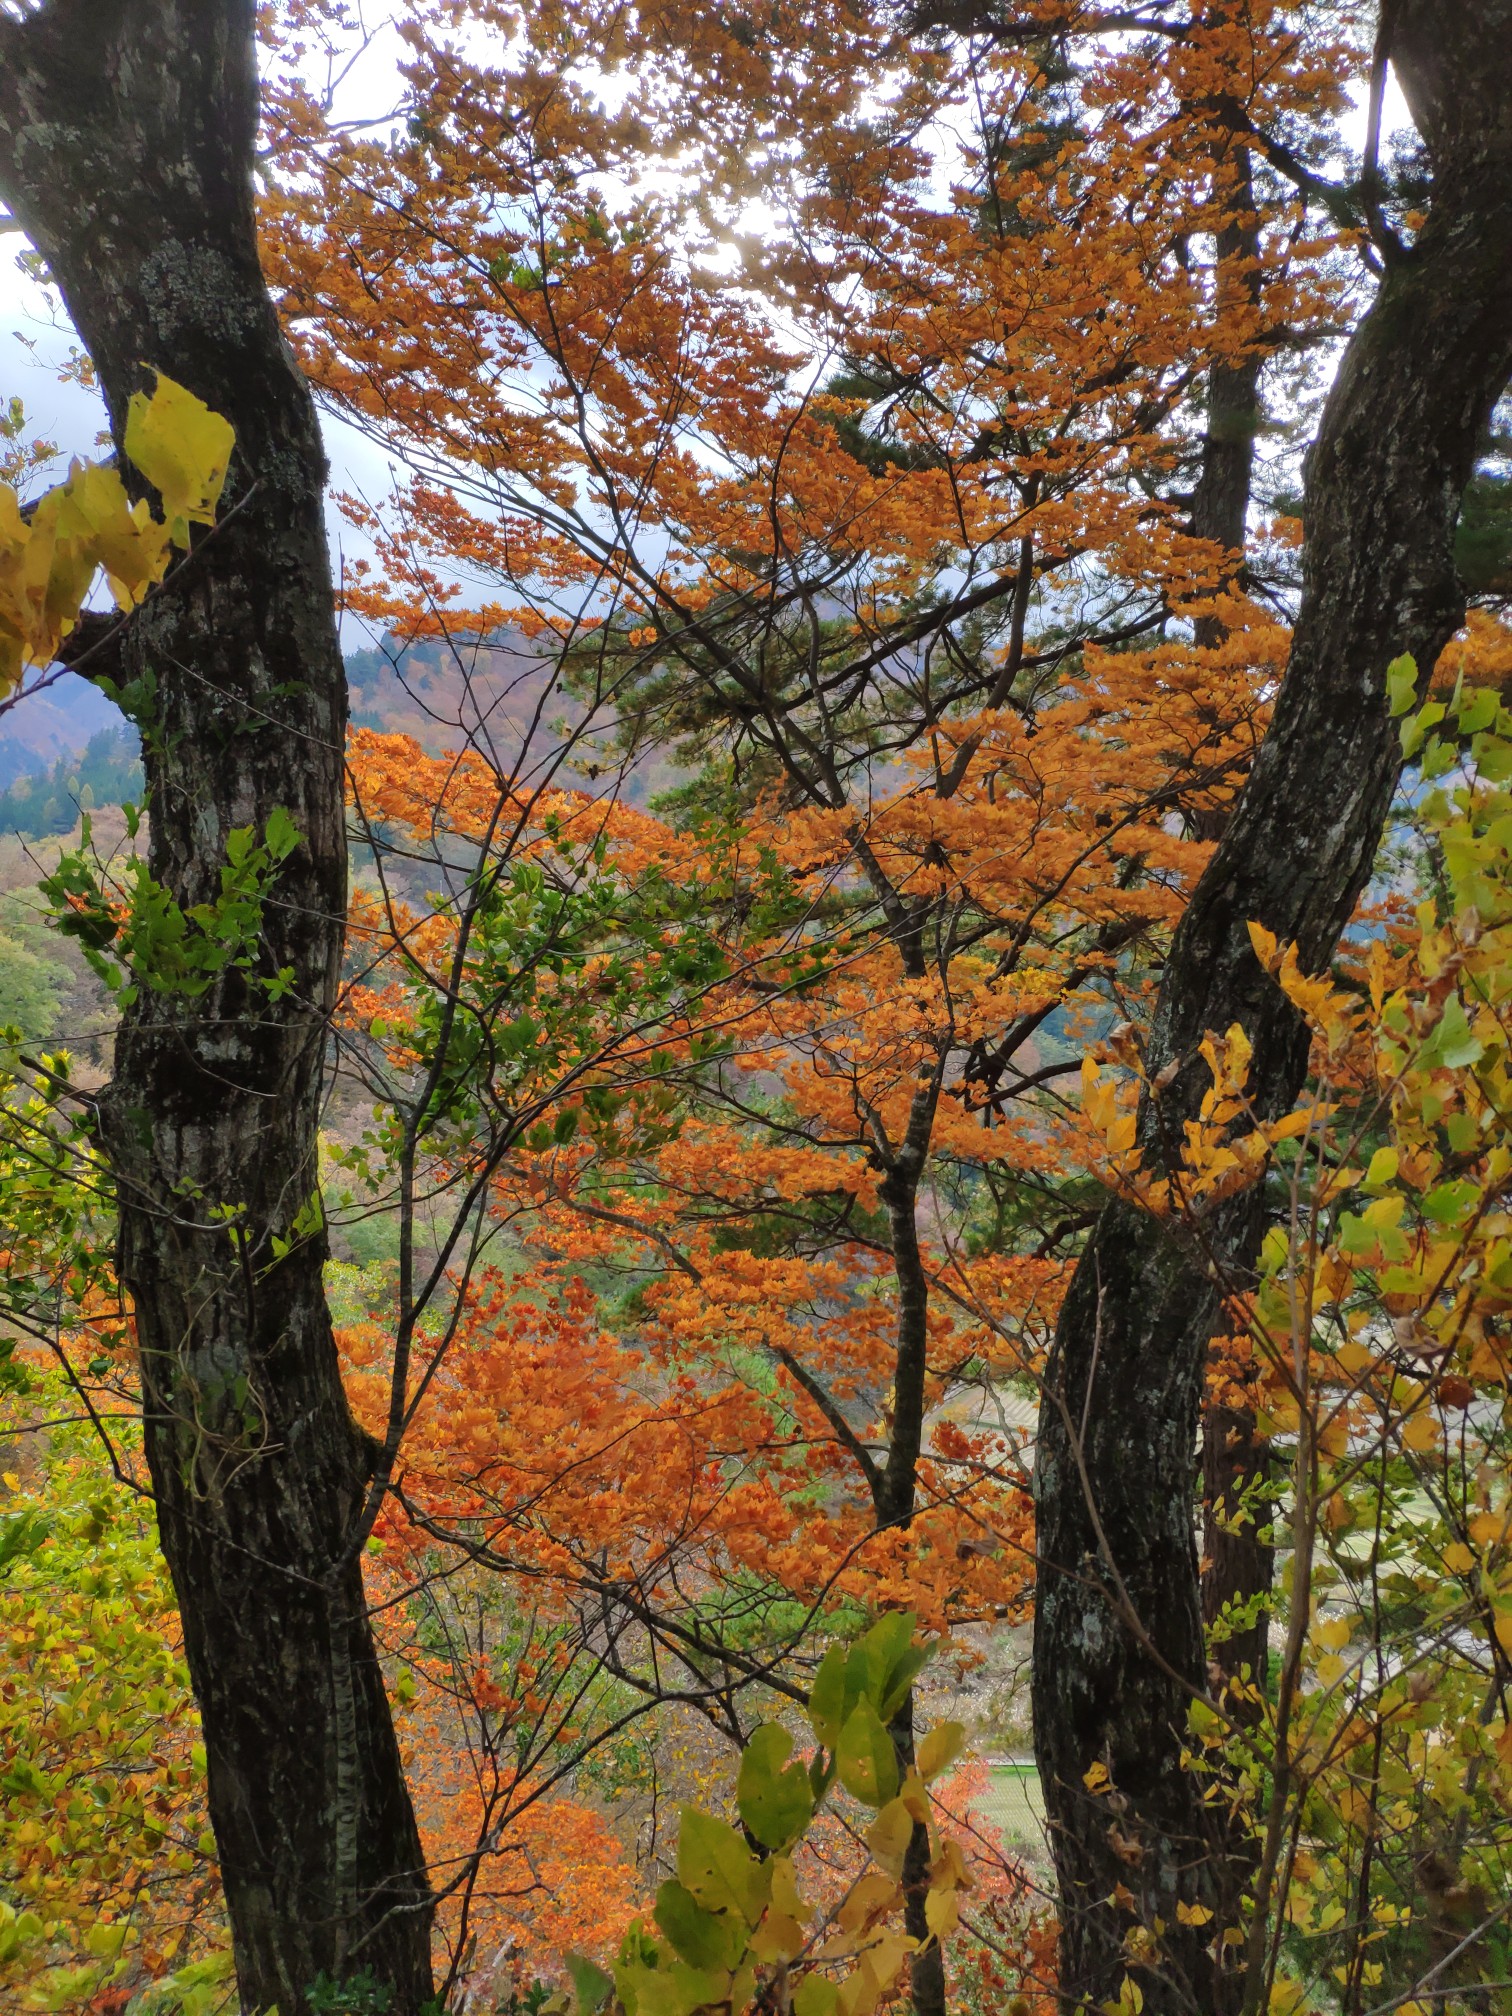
xmin=2 ymin=6 xmax=1512 ymax=2016
xmin=0 ymin=728 xmax=142 ymax=839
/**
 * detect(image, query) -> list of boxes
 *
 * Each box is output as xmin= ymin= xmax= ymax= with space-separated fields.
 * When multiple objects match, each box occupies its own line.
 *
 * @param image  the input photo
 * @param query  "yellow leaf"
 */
xmin=924 ymin=1885 xmax=959 ymax=1939
xmin=124 ymin=372 xmax=234 ymax=545
xmin=834 ymin=1871 xmax=900 ymax=1939
xmin=1362 ymin=1193 xmax=1405 ymax=1233
xmin=771 ymin=1855 xmax=812 ymax=1925
xmin=898 ymin=1767 xmax=931 ymax=1826
xmin=866 ymin=1798 xmax=914 ymax=1879
xmin=0 ymin=373 xmax=231 ymax=693
xmin=1401 ymin=1413 xmax=1440 ymax=1452
xmin=1098 ymin=1980 xmax=1143 ymax=2016
xmin=1266 ymin=1109 xmax=1313 ymax=1142
xmin=1365 ymin=1147 xmax=1399 ymax=1190
xmin=836 ymin=1965 xmax=880 ymax=2016
xmin=1247 ymin=920 xmax=1280 ymax=970
xmin=1176 ymin=1901 xmax=1213 ymax=1927
xmin=1367 ymin=936 xmax=1390 ymax=1014
xmin=1442 ymin=1542 xmax=1474 ymax=1575
xmin=751 ymin=1911 xmax=806 ymax=1963
xmin=57 ymin=459 xmax=168 ymax=608
xmin=915 ymin=1720 xmax=965 ymax=1783
xmin=927 ymin=1837 xmax=970 ymax=1892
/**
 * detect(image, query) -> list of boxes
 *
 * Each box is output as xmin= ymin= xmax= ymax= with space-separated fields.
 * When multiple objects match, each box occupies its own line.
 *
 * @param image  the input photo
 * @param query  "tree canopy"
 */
xmin=2 ymin=5 xmax=1512 ymax=2015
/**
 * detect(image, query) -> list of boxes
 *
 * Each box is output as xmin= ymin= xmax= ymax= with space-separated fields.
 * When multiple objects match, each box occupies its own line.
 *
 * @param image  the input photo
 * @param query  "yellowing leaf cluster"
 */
xmin=0 ymin=374 xmax=233 ymax=695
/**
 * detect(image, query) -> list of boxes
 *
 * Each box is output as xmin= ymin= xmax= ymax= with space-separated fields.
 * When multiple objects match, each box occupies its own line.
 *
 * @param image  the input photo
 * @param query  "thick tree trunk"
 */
xmin=0 ymin=5 xmax=434 ymax=2011
xmin=1031 ymin=12 xmax=1512 ymax=2013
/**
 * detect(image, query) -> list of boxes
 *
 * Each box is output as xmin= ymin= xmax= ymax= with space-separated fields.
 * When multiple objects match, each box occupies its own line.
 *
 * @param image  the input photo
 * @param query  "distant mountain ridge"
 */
xmin=0 ymin=643 xmax=554 ymax=799
xmin=0 ymin=671 xmax=128 ymax=790
xmin=0 ymin=633 xmax=661 ymax=809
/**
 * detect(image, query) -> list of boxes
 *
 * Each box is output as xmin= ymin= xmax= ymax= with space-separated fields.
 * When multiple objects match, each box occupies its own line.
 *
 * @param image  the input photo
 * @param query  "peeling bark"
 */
xmin=0 ymin=5 xmax=433 ymax=2010
xmin=1031 ymin=10 xmax=1512 ymax=2011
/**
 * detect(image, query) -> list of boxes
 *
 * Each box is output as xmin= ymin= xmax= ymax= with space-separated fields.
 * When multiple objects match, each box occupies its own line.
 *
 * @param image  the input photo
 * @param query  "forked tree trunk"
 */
xmin=0 ymin=5 xmax=434 ymax=2010
xmin=1032 ymin=10 xmax=1512 ymax=2012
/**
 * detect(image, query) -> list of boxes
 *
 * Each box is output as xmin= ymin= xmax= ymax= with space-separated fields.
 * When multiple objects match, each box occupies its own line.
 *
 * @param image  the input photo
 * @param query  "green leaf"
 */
xmin=807 ymin=1642 xmax=850 ymax=1749
xmin=737 ymin=1722 xmax=814 ymax=1850
xmin=853 ymin=1610 xmax=930 ymax=1721
xmin=1422 ymin=1178 xmax=1480 ymax=1225
xmin=1387 ymin=653 xmax=1419 ymax=718
xmin=1473 ymin=730 xmax=1512 ymax=782
xmin=615 ymin=1958 xmax=729 ymax=2016
xmin=564 ymin=1955 xmax=613 ymax=2016
xmin=1426 ymin=995 xmax=1483 ymax=1070
xmin=835 ymin=1700 xmax=899 ymax=1808
xmin=793 ymin=1976 xmax=839 ymax=2016
xmin=876 ymin=1642 xmax=931 ymax=1722
xmin=1458 ymin=686 xmax=1499 ymax=735
xmin=1401 ymin=700 xmax=1445 ymax=758
xmin=677 ymin=1807 xmax=769 ymax=1926
xmin=0 ymin=1507 xmax=50 ymax=1573
xmin=264 ymin=805 xmax=300 ymax=861
xmin=654 ymin=1880 xmax=744 ymax=1970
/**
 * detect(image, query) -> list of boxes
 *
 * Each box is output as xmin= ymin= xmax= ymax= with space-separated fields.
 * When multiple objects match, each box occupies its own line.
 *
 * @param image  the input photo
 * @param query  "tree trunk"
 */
xmin=878 ymin=1114 xmax=949 ymax=2016
xmin=1189 ymin=146 xmax=1262 ymax=642
xmin=1031 ymin=11 xmax=1512 ymax=2012
xmin=0 ymin=6 xmax=434 ymax=2011
xmin=1188 ymin=110 xmax=1276 ymax=1737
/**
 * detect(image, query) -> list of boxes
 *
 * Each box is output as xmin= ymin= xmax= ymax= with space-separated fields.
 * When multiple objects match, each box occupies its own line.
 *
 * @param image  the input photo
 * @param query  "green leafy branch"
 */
xmin=40 ymin=807 xmax=301 ymax=1009
xmin=561 ymin=1614 xmax=968 ymax=2016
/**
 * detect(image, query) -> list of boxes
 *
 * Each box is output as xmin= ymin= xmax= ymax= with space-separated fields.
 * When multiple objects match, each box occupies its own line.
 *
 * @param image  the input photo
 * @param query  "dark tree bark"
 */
xmin=1189 ymin=146 xmax=1262 ymax=635
xmin=878 ymin=1089 xmax=949 ymax=2016
xmin=1031 ymin=10 xmax=1512 ymax=2013
xmin=0 ymin=5 xmax=434 ymax=2011
xmin=1187 ymin=123 xmax=1276 ymax=1729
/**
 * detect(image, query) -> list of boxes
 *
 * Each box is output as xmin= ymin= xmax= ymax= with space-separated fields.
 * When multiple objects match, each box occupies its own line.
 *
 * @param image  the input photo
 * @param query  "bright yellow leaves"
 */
xmin=0 ymin=1376 xmax=224 ymax=2010
xmin=0 ymin=373 xmax=233 ymax=695
xmin=122 ymin=374 xmax=234 ymax=548
xmin=1080 ymin=1016 xmax=1331 ymax=1218
xmin=1172 ymin=680 xmax=1512 ymax=2009
xmin=1079 ymin=1055 xmax=1142 ymax=1187
xmin=1247 ymin=921 xmax=1358 ymax=1060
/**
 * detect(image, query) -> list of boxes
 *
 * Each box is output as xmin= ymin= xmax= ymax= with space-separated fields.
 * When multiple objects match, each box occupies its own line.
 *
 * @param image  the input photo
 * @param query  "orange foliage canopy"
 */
xmin=15 ymin=5 xmax=1512 ymax=2006
xmin=254 ymin=0 xmax=1376 ymax=1984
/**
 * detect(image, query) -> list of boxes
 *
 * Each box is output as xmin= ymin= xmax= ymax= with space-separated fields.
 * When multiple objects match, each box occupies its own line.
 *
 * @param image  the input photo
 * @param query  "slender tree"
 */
xmin=1032 ymin=9 xmax=1512 ymax=2012
xmin=0 ymin=4 xmax=433 ymax=2010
